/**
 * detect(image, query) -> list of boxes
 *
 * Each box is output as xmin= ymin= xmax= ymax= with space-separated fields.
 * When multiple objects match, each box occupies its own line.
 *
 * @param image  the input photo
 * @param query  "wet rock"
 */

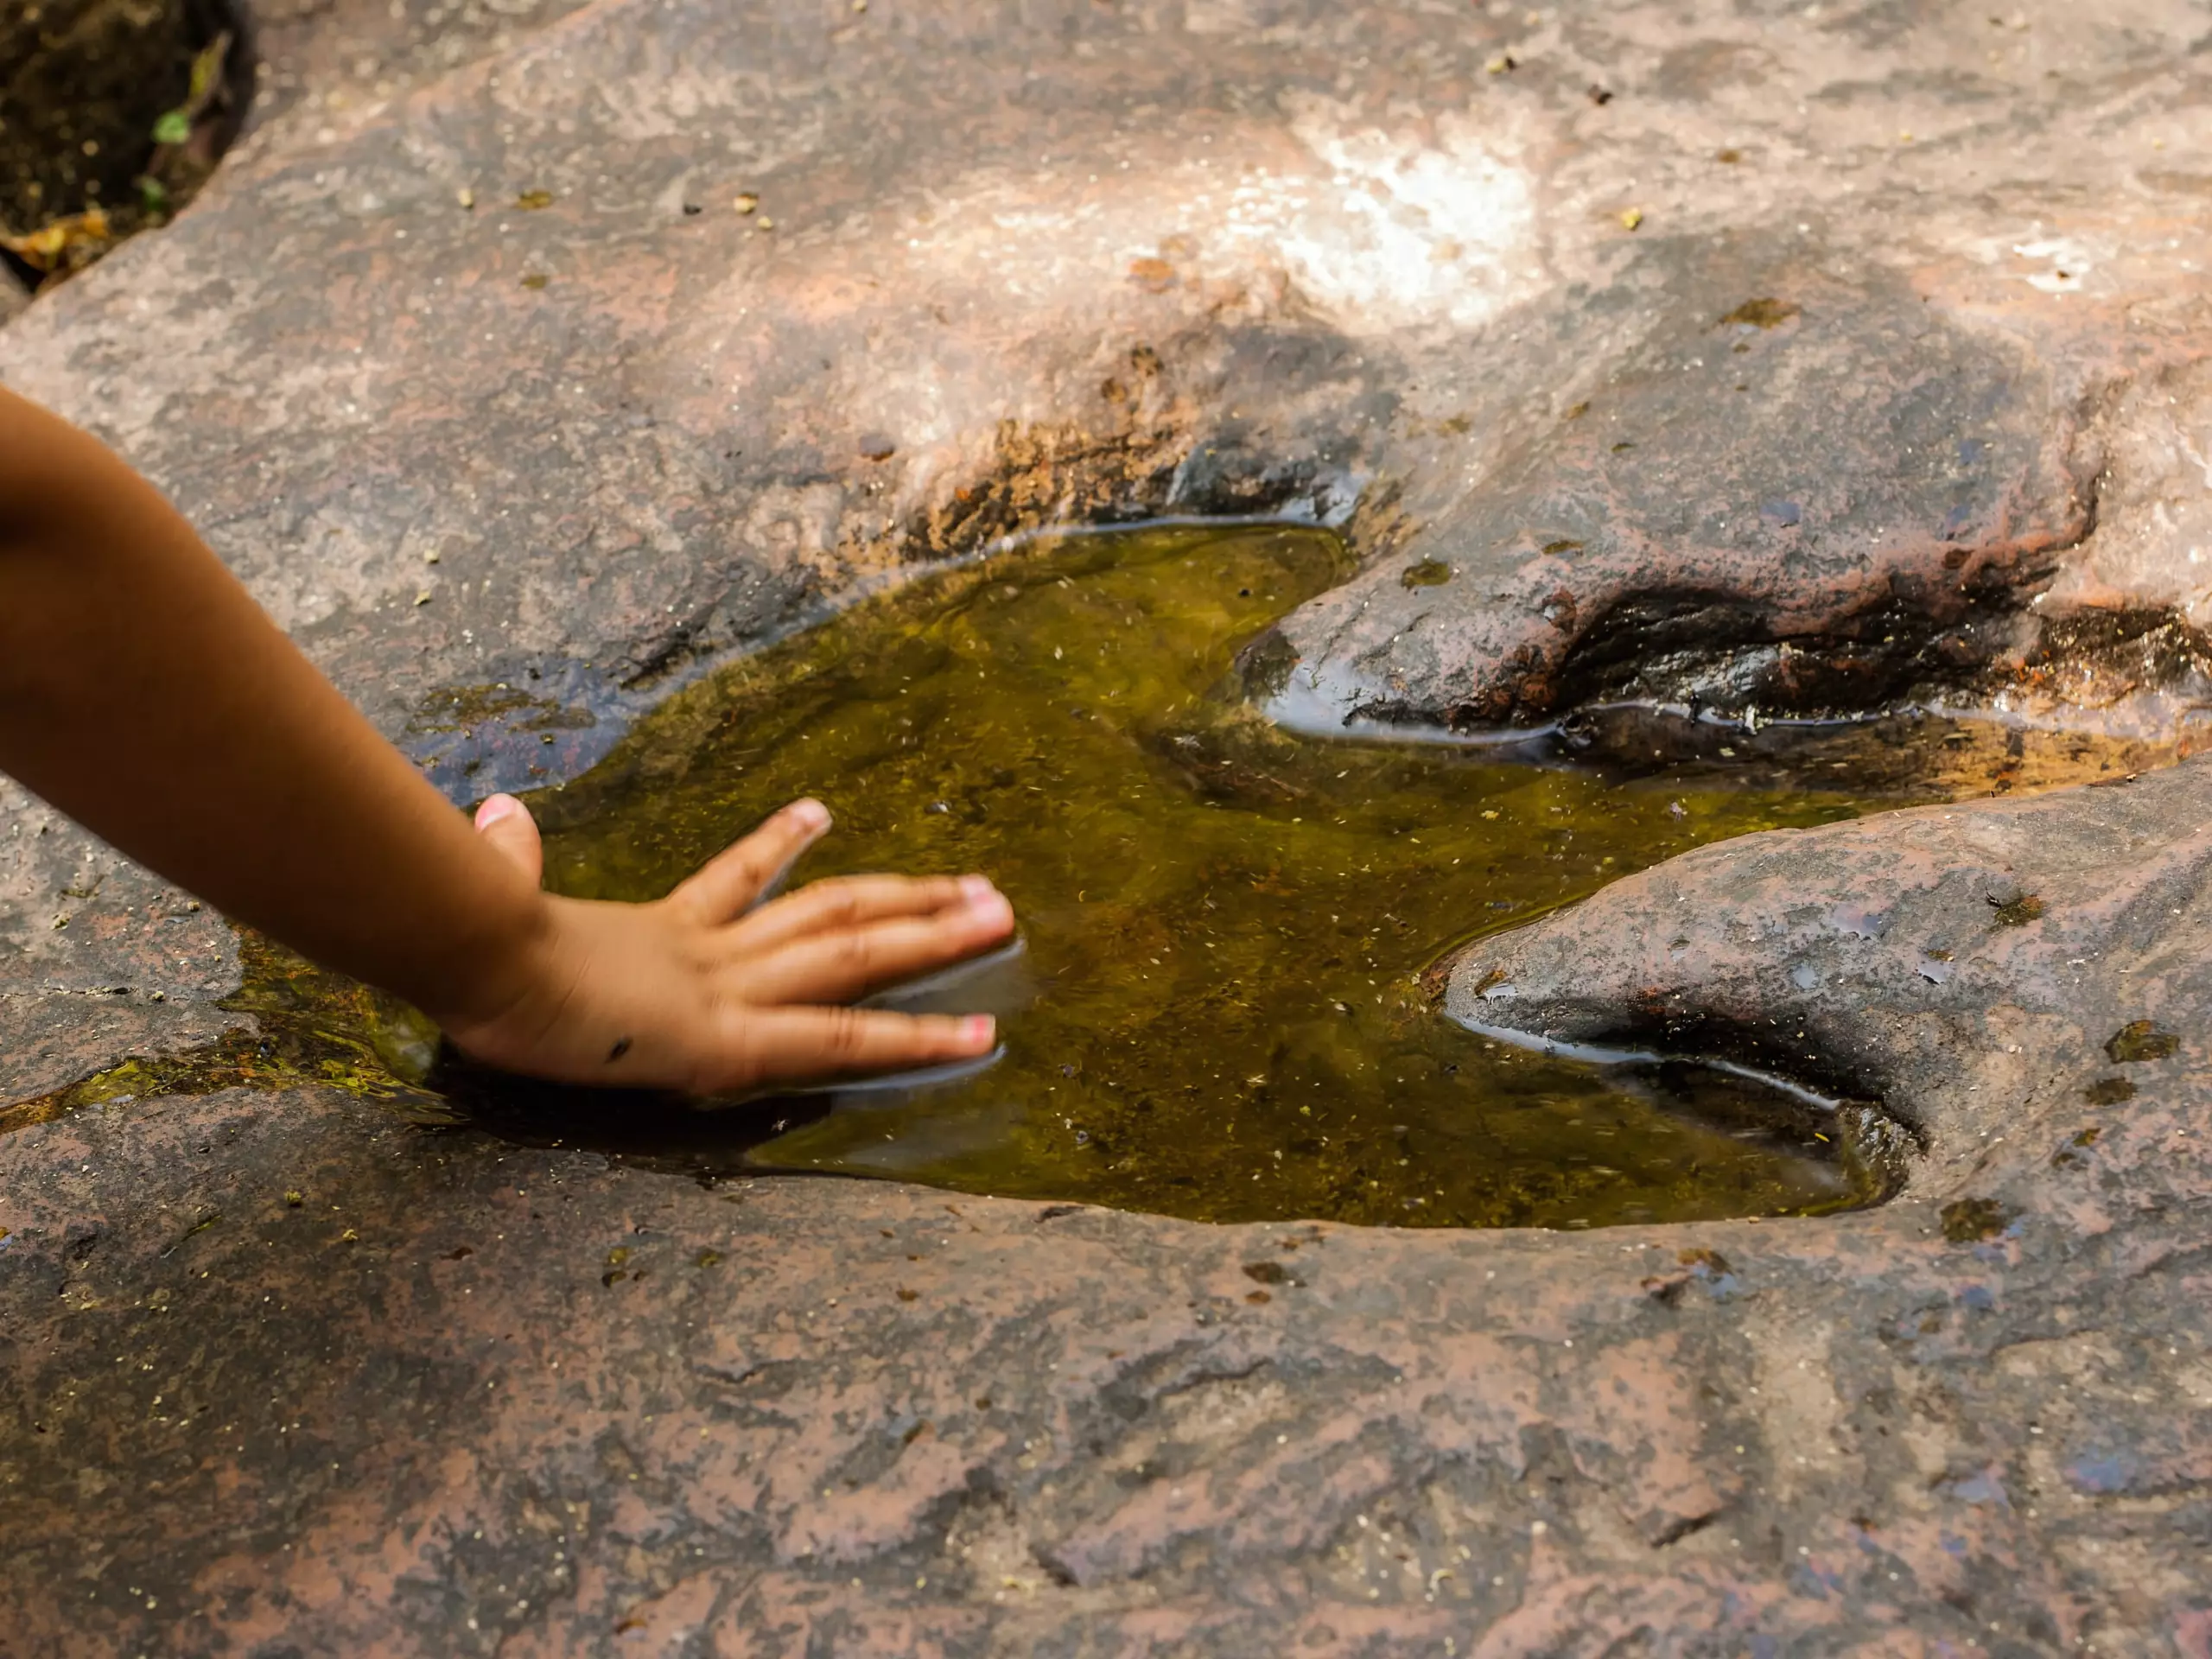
xmin=11 ymin=1071 xmax=2211 ymax=1652
xmin=1448 ymin=759 xmax=2212 ymax=1322
xmin=1265 ymin=246 xmax=2092 ymax=733
xmin=0 ymin=779 xmax=241 ymax=1102
xmin=1438 ymin=763 xmax=2212 ymax=1639
xmin=1447 ymin=758 xmax=2212 ymax=1162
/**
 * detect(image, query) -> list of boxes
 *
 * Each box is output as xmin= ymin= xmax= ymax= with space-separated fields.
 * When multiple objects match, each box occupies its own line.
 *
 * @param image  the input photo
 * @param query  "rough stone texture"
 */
xmin=1262 ymin=252 xmax=2092 ymax=732
xmin=1258 ymin=22 xmax=2212 ymax=737
xmin=0 ymin=785 xmax=241 ymax=1100
xmin=4 ymin=0 xmax=2212 ymax=1649
xmin=1440 ymin=760 xmax=2212 ymax=1644
xmin=235 ymin=0 xmax=596 ymax=147
xmin=1448 ymin=757 xmax=2212 ymax=1130
xmin=10 ymin=1072 xmax=2209 ymax=1656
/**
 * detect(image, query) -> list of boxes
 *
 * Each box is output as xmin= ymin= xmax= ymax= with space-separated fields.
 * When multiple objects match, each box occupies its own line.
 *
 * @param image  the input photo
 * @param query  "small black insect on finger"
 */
xmin=607 ymin=1036 xmax=633 ymax=1063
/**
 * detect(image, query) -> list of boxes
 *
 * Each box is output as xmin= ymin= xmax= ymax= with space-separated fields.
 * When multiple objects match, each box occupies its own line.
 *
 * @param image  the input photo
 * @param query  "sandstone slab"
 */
xmin=8 ymin=1061 xmax=2207 ymax=1655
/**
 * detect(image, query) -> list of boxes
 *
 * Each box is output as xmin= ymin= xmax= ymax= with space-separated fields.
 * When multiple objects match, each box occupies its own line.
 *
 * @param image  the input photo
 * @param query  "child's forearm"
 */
xmin=0 ymin=386 xmax=1014 ymax=1090
xmin=0 ymin=385 xmax=543 ymax=1022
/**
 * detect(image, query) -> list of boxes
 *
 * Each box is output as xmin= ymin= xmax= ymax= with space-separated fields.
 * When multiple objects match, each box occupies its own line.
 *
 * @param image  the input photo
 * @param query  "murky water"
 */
xmin=24 ymin=522 xmax=2152 ymax=1226
xmin=470 ymin=522 xmax=1919 ymax=1227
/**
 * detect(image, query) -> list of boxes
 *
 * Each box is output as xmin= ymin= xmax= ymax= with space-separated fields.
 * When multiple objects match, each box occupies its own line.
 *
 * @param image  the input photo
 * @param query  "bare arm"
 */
xmin=0 ymin=385 xmax=1010 ymax=1089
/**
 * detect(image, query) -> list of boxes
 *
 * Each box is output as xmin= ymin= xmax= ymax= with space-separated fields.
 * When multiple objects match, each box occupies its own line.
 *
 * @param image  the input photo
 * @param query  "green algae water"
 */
xmin=456 ymin=522 xmax=1905 ymax=1228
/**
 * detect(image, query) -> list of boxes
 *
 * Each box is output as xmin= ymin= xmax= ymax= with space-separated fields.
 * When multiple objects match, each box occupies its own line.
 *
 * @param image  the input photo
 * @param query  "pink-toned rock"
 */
xmin=9 ymin=1064 xmax=2202 ymax=1654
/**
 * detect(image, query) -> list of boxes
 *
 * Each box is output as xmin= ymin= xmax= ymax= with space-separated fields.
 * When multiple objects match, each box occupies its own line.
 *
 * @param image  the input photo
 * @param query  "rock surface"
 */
xmin=3 ymin=0 xmax=2212 ymax=1649
xmin=237 ymin=0 xmax=598 ymax=146
xmin=1257 ymin=26 xmax=2212 ymax=737
xmin=8 ymin=1057 xmax=2209 ymax=1655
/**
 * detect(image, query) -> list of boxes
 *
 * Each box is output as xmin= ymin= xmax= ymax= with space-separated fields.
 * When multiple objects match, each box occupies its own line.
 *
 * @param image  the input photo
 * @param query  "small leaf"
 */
xmin=152 ymin=111 xmax=192 ymax=146
xmin=187 ymin=32 xmax=232 ymax=103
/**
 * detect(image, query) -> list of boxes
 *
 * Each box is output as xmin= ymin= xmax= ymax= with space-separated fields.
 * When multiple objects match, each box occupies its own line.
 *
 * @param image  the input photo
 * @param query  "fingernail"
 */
xmin=959 ymin=874 xmax=997 ymax=902
xmin=791 ymin=798 xmax=831 ymax=831
xmin=961 ymin=1015 xmax=996 ymax=1049
xmin=968 ymin=890 xmax=1014 ymax=926
xmin=474 ymin=793 xmax=521 ymax=829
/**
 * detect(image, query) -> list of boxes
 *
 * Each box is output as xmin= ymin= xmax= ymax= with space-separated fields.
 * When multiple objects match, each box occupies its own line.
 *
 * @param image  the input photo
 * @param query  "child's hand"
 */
xmin=437 ymin=794 xmax=1014 ymax=1093
xmin=0 ymin=386 xmax=1014 ymax=1081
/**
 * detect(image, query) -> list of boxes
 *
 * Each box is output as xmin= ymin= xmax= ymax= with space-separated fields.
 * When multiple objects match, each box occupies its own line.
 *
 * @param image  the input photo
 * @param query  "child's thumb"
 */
xmin=473 ymin=793 xmax=545 ymax=887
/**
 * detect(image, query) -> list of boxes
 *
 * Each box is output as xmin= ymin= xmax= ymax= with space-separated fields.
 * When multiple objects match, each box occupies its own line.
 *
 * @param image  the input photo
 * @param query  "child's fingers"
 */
xmin=729 ymin=897 xmax=1015 ymax=1006
xmin=672 ymin=798 xmax=831 ymax=923
xmin=710 ymin=1006 xmax=996 ymax=1091
xmin=474 ymin=794 xmax=544 ymax=886
xmin=725 ymin=872 xmax=988 ymax=953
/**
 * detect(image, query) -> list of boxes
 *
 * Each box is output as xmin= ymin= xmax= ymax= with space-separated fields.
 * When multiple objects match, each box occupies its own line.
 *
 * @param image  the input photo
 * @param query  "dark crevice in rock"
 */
xmin=1996 ymin=605 xmax=2212 ymax=710
xmin=1327 ymin=459 xmax=2105 ymax=743
xmin=1541 ymin=582 xmax=2038 ymax=726
xmin=1649 ymin=1507 xmax=1726 ymax=1548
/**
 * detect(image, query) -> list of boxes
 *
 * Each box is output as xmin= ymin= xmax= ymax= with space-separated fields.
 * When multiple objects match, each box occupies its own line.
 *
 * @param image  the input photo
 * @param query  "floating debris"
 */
xmin=1940 ymin=1197 xmax=2014 ymax=1243
xmin=1720 ymin=297 xmax=1802 ymax=329
xmin=2105 ymin=1020 xmax=2178 ymax=1063
xmin=0 ymin=207 xmax=115 ymax=276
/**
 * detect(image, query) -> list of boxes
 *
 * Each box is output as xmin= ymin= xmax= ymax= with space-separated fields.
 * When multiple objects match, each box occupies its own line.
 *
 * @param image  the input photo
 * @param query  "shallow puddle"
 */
xmin=24 ymin=523 xmax=2148 ymax=1227
xmin=469 ymin=523 xmax=1923 ymax=1227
